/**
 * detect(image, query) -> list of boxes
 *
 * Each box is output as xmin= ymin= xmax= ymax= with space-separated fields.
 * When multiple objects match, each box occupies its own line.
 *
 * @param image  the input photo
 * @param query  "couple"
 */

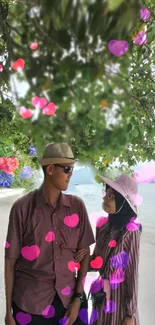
xmin=4 ymin=142 xmax=141 ymax=325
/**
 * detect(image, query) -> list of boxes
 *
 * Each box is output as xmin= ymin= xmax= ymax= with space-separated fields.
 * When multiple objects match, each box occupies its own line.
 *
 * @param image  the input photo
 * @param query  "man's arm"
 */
xmin=4 ymin=202 xmax=23 ymax=320
xmin=5 ymin=258 xmax=17 ymax=318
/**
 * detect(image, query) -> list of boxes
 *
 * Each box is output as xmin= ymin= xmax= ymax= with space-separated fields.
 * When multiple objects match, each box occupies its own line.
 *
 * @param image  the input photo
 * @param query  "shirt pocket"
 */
xmin=59 ymin=225 xmax=80 ymax=250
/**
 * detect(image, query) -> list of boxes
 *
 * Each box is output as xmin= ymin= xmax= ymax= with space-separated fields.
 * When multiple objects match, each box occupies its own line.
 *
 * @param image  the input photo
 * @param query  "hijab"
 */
xmin=106 ymin=184 xmax=137 ymax=229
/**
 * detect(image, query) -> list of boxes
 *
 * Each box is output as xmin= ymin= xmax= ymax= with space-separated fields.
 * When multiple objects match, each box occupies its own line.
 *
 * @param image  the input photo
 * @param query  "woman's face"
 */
xmin=102 ymin=186 xmax=116 ymax=214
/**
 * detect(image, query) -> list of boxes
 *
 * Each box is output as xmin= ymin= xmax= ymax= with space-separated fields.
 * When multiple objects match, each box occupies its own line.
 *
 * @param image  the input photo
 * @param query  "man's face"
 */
xmin=46 ymin=163 xmax=74 ymax=191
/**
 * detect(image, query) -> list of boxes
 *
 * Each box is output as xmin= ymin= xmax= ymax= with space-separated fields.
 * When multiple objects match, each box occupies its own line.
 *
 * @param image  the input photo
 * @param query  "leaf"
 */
xmin=107 ymin=0 xmax=124 ymax=11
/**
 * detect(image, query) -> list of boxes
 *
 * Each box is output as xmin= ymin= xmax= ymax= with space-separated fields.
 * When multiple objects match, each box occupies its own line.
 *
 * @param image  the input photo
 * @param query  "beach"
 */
xmin=0 ymin=183 xmax=155 ymax=324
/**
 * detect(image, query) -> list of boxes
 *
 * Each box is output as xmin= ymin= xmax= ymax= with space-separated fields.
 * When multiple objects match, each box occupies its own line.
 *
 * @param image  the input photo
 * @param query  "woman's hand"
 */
xmin=122 ymin=317 xmax=135 ymax=325
xmin=74 ymin=248 xmax=88 ymax=263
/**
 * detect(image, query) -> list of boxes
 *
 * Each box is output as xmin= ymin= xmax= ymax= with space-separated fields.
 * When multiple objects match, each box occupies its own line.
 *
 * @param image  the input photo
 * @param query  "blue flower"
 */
xmin=28 ymin=145 xmax=37 ymax=156
xmin=0 ymin=171 xmax=14 ymax=187
xmin=20 ymin=166 xmax=33 ymax=179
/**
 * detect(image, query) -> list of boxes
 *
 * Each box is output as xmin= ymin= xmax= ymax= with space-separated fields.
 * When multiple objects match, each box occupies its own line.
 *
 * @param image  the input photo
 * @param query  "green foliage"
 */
xmin=0 ymin=0 xmax=155 ymax=186
xmin=0 ymin=101 xmax=39 ymax=190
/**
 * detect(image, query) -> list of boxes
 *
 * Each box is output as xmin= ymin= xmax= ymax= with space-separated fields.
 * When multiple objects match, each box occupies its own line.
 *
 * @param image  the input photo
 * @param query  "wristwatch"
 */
xmin=74 ymin=292 xmax=85 ymax=303
xmin=126 ymin=314 xmax=135 ymax=319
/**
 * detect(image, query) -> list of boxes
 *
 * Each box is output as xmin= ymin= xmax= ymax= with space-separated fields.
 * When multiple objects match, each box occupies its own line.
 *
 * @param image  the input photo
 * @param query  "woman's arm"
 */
xmin=124 ymin=229 xmax=141 ymax=316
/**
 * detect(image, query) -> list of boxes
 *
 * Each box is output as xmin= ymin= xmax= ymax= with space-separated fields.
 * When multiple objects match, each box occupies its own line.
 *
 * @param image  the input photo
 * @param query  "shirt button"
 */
xmin=56 ymin=256 xmax=59 ymax=259
xmin=55 ymin=242 xmax=58 ymax=245
xmin=54 ymin=227 xmax=57 ymax=230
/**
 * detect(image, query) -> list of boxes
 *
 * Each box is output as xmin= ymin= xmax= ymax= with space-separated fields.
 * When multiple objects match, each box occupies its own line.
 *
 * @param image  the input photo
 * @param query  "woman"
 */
xmin=75 ymin=174 xmax=142 ymax=325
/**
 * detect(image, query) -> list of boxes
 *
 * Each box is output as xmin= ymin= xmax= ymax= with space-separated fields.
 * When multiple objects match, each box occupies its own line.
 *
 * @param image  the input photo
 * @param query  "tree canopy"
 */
xmin=0 ymin=0 xmax=155 ymax=187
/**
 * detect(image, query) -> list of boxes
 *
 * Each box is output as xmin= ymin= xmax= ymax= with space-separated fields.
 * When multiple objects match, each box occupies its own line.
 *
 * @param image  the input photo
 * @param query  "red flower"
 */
xmin=0 ymin=157 xmax=19 ymax=173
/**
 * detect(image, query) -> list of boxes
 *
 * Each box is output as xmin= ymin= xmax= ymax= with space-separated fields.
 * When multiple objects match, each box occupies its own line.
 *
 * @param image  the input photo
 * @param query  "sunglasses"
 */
xmin=54 ymin=164 xmax=74 ymax=174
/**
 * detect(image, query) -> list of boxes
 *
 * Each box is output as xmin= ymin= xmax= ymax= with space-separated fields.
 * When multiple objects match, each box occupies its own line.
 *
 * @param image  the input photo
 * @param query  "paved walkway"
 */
xmin=0 ymin=191 xmax=155 ymax=325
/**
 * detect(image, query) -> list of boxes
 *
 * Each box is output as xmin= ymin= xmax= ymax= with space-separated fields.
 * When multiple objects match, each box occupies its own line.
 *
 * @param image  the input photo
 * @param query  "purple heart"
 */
xmin=110 ymin=251 xmax=129 ymax=269
xmin=111 ymin=283 xmax=119 ymax=290
xmin=59 ymin=316 xmax=69 ymax=325
xmin=79 ymin=308 xmax=98 ymax=324
xmin=89 ymin=277 xmax=104 ymax=294
xmin=108 ymin=40 xmax=129 ymax=57
xmin=103 ymin=300 xmax=116 ymax=314
xmin=42 ymin=305 xmax=55 ymax=318
xmin=16 ymin=312 xmax=32 ymax=325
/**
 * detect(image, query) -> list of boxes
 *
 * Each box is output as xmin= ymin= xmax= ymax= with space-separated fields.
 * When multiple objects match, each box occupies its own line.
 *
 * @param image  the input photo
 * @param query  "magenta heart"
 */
xmin=32 ymin=96 xmax=47 ymax=109
xmin=110 ymin=269 xmax=125 ymax=284
xmin=61 ymin=286 xmax=71 ymax=296
xmin=96 ymin=217 xmax=108 ymax=228
xmin=16 ymin=312 xmax=32 ymax=325
xmin=43 ymin=102 xmax=56 ymax=116
xmin=140 ymin=8 xmax=151 ymax=20
xmin=45 ymin=231 xmax=55 ymax=242
xmin=4 ymin=241 xmax=10 ymax=248
xmin=19 ymin=107 xmax=33 ymax=119
xmin=64 ymin=214 xmax=79 ymax=228
xmin=21 ymin=245 xmax=40 ymax=261
xmin=42 ymin=305 xmax=55 ymax=318
xmin=30 ymin=42 xmax=38 ymax=50
xmin=12 ymin=58 xmax=25 ymax=70
xmin=108 ymin=40 xmax=129 ymax=57
xmin=0 ymin=64 xmax=3 ymax=72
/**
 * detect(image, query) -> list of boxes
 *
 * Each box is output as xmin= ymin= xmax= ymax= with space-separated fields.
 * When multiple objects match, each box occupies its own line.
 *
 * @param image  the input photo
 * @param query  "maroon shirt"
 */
xmin=5 ymin=186 xmax=95 ymax=315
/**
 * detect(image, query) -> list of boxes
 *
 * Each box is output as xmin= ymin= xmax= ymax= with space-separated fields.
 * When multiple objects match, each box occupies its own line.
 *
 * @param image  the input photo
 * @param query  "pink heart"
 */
xmin=133 ymin=31 xmax=147 ymax=46
xmin=19 ymin=107 xmax=33 ymax=119
xmin=21 ymin=245 xmax=40 ymax=261
xmin=42 ymin=305 xmax=55 ymax=318
xmin=12 ymin=58 xmax=25 ymax=70
xmin=90 ymin=256 xmax=103 ymax=269
xmin=30 ymin=42 xmax=38 ymax=50
xmin=64 ymin=214 xmax=79 ymax=228
xmin=68 ymin=261 xmax=80 ymax=272
xmin=45 ymin=232 xmax=55 ymax=242
xmin=61 ymin=286 xmax=71 ymax=296
xmin=126 ymin=221 xmax=140 ymax=232
xmin=96 ymin=217 xmax=108 ymax=228
xmin=43 ymin=102 xmax=56 ymax=116
xmin=32 ymin=96 xmax=47 ymax=109
xmin=16 ymin=312 xmax=32 ymax=325
xmin=4 ymin=241 xmax=10 ymax=248
xmin=108 ymin=240 xmax=117 ymax=248
xmin=108 ymin=40 xmax=129 ymax=57
xmin=0 ymin=64 xmax=3 ymax=72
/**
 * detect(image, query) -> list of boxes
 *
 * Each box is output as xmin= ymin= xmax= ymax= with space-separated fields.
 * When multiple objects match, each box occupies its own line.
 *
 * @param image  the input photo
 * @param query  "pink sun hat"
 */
xmin=100 ymin=174 xmax=138 ymax=214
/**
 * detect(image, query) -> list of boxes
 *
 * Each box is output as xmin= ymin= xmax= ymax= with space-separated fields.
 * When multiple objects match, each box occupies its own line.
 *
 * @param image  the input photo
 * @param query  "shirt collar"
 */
xmin=36 ymin=185 xmax=71 ymax=208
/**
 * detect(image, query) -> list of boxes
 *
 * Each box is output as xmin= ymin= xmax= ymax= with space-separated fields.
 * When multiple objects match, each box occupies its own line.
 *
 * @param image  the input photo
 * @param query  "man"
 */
xmin=4 ymin=143 xmax=95 ymax=325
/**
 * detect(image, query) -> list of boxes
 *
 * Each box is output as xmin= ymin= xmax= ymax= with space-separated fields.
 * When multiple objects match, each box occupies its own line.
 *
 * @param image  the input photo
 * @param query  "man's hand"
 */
xmin=5 ymin=314 xmax=16 ymax=325
xmin=74 ymin=249 xmax=88 ymax=263
xmin=64 ymin=298 xmax=81 ymax=325
xmin=122 ymin=317 xmax=135 ymax=325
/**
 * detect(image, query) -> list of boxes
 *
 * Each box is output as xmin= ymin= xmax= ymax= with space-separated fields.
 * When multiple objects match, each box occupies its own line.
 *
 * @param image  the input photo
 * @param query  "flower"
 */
xmin=0 ymin=157 xmax=19 ymax=173
xmin=0 ymin=171 xmax=14 ymax=187
xmin=28 ymin=146 xmax=37 ymax=156
xmin=20 ymin=166 xmax=33 ymax=179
